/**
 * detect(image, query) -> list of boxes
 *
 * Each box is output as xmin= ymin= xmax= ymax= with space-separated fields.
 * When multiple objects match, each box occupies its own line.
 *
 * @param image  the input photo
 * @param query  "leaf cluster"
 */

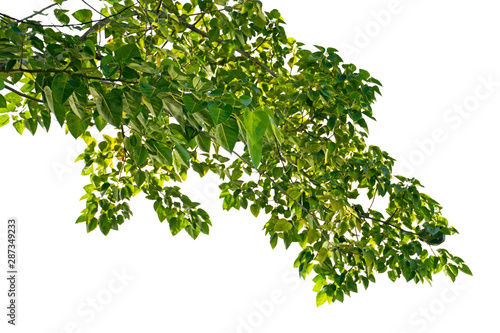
xmin=0 ymin=0 xmax=471 ymax=305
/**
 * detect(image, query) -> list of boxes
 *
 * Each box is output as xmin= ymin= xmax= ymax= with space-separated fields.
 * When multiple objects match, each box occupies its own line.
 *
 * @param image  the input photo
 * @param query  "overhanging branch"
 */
xmin=3 ymin=84 xmax=43 ymax=103
xmin=176 ymin=19 xmax=278 ymax=78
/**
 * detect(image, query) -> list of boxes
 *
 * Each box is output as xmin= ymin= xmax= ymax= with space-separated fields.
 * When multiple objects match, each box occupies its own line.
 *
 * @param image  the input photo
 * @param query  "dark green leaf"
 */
xmin=122 ymin=89 xmax=142 ymax=117
xmin=87 ymin=218 xmax=98 ymax=233
xmin=174 ymin=144 xmax=190 ymax=168
xmin=66 ymin=112 xmax=88 ymax=138
xmin=458 ymin=264 xmax=473 ymax=276
xmin=52 ymin=74 xmax=79 ymax=104
xmin=115 ymin=44 xmax=142 ymax=61
xmin=54 ymin=9 xmax=70 ymax=25
xmin=214 ymin=118 xmax=238 ymax=152
xmin=139 ymin=83 xmax=156 ymax=99
xmin=99 ymin=214 xmax=111 ymax=235
xmin=239 ymin=95 xmax=252 ymax=106
xmin=0 ymin=95 xmax=6 ymax=108
xmin=208 ymin=102 xmax=232 ymax=125
xmin=133 ymin=146 xmax=148 ymax=166
xmin=183 ymin=94 xmax=203 ymax=113
xmin=153 ymin=142 xmax=173 ymax=166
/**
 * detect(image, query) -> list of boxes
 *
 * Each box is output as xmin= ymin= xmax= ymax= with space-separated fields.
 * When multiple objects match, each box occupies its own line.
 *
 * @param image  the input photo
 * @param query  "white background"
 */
xmin=1 ymin=0 xmax=499 ymax=332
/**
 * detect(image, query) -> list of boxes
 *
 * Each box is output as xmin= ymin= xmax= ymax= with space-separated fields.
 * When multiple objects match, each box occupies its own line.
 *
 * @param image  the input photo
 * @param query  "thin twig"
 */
xmin=80 ymin=5 xmax=135 ymax=41
xmin=284 ymin=113 xmax=315 ymax=133
xmin=2 ymin=68 xmax=138 ymax=84
xmin=136 ymin=0 xmax=153 ymax=56
xmin=82 ymin=0 xmax=101 ymax=15
xmin=3 ymin=84 xmax=43 ymax=103
xmin=0 ymin=3 xmax=57 ymax=29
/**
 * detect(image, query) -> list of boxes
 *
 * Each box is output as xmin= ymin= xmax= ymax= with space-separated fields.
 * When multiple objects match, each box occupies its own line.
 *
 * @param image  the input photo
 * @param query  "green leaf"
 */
xmin=87 ymin=218 xmax=98 ymax=233
xmin=445 ymin=265 xmax=457 ymax=282
xmin=72 ymin=9 xmax=92 ymax=23
xmin=162 ymin=96 xmax=184 ymax=124
xmin=192 ymin=77 xmax=204 ymax=91
xmin=100 ymin=182 xmax=110 ymax=196
xmin=173 ymin=144 xmax=190 ymax=168
xmin=243 ymin=109 xmax=269 ymax=167
xmin=0 ymin=114 xmax=9 ymax=127
xmin=331 ymin=200 xmax=343 ymax=211
xmin=66 ymin=112 xmax=88 ymax=138
xmin=270 ymin=234 xmax=278 ymax=249
xmin=168 ymin=65 xmax=189 ymax=81
xmin=239 ymin=95 xmax=252 ymax=106
xmin=43 ymin=86 xmax=66 ymax=126
xmin=274 ymin=219 xmax=293 ymax=232
xmin=448 ymin=264 xmax=459 ymax=276
xmin=133 ymin=146 xmax=148 ymax=166
xmin=458 ymin=264 xmax=473 ymax=276
xmin=153 ymin=142 xmax=173 ymax=166
xmin=94 ymin=115 xmax=106 ymax=131
xmin=316 ymin=291 xmax=327 ymax=307
xmin=99 ymin=214 xmax=111 ymax=236
xmin=134 ymin=170 xmax=146 ymax=187
xmin=115 ymin=44 xmax=142 ymax=61
xmin=183 ymin=94 xmax=203 ymax=113
xmin=127 ymin=62 xmax=156 ymax=74
xmin=139 ymin=83 xmax=156 ymax=99
xmin=52 ymin=74 xmax=79 ymax=104
xmin=54 ymin=9 xmax=70 ymax=25
xmin=90 ymin=87 xmax=123 ymax=127
xmin=259 ymin=106 xmax=281 ymax=142
xmin=250 ymin=204 xmax=260 ymax=217
xmin=208 ymin=27 xmax=220 ymax=43
xmin=67 ymin=90 xmax=87 ymax=119
xmin=5 ymin=60 xmax=16 ymax=73
xmin=13 ymin=120 xmax=24 ymax=134
xmin=317 ymin=247 xmax=328 ymax=264
xmin=0 ymin=95 xmax=6 ymax=108
xmin=214 ymin=118 xmax=238 ymax=152
xmin=364 ymin=250 xmax=375 ymax=273
xmin=208 ymin=102 xmax=232 ymax=125
xmin=122 ymin=89 xmax=142 ymax=117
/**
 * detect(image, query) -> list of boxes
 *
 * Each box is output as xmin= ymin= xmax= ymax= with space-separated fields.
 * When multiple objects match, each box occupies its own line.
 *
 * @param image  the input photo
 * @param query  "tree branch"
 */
xmin=169 ymin=15 xmax=278 ymax=78
xmin=1 ymin=68 xmax=138 ymax=84
xmin=185 ymin=123 xmax=350 ymax=252
xmin=0 ymin=3 xmax=57 ymax=29
xmin=80 ymin=4 xmax=135 ymax=41
xmin=359 ymin=213 xmax=417 ymax=236
xmin=22 ymin=3 xmax=57 ymax=21
xmin=3 ymin=84 xmax=43 ymax=103
xmin=284 ymin=113 xmax=315 ymax=133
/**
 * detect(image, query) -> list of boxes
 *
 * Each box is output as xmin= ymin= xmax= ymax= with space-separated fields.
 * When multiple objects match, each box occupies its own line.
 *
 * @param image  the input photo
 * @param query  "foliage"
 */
xmin=0 ymin=0 xmax=471 ymax=305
